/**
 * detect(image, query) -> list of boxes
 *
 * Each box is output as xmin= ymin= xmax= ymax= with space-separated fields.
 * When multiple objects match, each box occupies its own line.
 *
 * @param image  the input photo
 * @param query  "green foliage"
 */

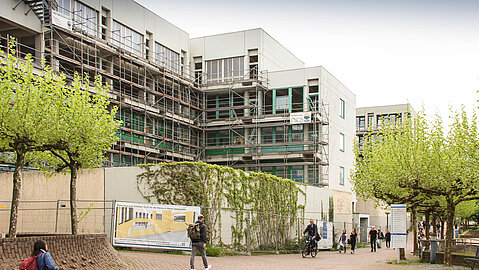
xmin=137 ymin=162 xmax=304 ymax=252
xmin=328 ymin=196 xmax=334 ymax=222
xmin=351 ymin=108 xmax=479 ymax=265
xmin=205 ymin=244 xmax=223 ymax=257
xmin=78 ymin=203 xmax=94 ymax=223
xmin=0 ymin=39 xmax=120 ymax=236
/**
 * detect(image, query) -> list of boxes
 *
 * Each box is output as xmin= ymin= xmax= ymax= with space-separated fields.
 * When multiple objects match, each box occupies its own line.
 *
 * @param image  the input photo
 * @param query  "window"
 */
xmin=377 ymin=114 xmax=401 ymax=127
xmin=368 ymin=113 xmax=374 ymax=128
xmin=58 ymin=0 xmax=98 ymax=37
xmin=112 ymin=20 xmax=143 ymax=57
xmin=206 ymin=57 xmax=244 ymax=83
xmin=356 ymin=116 xmax=365 ymax=129
xmin=275 ymin=96 xmax=289 ymax=111
xmin=340 ymin=98 xmax=345 ymax=119
xmin=339 ymin=133 xmax=345 ymax=152
xmin=340 ymin=166 xmax=345 ymax=185
xmin=173 ymin=215 xmax=186 ymax=223
xmin=155 ymin=43 xmax=180 ymax=74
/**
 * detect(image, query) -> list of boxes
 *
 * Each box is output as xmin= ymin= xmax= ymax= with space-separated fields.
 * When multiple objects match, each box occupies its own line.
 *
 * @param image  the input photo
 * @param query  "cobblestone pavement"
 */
xmin=121 ymin=246 xmax=416 ymax=270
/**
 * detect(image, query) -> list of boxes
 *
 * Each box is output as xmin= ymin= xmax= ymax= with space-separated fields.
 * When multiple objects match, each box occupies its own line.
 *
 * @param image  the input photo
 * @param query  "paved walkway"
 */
xmin=121 ymin=246 xmax=414 ymax=270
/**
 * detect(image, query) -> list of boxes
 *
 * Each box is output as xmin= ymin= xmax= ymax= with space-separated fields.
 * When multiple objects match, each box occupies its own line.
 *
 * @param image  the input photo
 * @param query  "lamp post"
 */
xmin=385 ymin=211 xmax=390 ymax=231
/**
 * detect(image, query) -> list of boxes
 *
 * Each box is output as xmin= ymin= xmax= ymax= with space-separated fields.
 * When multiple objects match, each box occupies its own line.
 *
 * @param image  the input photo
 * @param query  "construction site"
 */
xmin=0 ymin=0 xmax=357 ymax=188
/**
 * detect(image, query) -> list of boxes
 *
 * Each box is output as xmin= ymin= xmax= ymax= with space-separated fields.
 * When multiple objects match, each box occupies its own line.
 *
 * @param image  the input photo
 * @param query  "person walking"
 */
xmin=385 ymin=230 xmax=391 ymax=248
xmin=338 ymin=229 xmax=347 ymax=253
xmin=377 ymin=229 xmax=384 ymax=249
xmin=369 ymin=226 xmax=377 ymax=252
xmin=190 ymin=214 xmax=211 ymax=270
xmin=349 ymin=229 xmax=358 ymax=254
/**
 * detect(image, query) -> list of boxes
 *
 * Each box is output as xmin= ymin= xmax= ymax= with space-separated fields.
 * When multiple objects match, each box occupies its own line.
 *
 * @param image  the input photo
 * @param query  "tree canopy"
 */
xmin=352 ymin=108 xmax=479 ymax=265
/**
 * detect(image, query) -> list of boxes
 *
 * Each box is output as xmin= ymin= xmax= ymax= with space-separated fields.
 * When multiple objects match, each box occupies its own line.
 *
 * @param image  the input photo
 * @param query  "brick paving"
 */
xmin=121 ymin=246 xmax=413 ymax=270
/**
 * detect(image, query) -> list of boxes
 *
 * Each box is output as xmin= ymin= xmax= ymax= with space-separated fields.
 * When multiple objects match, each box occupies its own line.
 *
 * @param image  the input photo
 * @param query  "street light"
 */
xmin=385 ymin=211 xmax=390 ymax=231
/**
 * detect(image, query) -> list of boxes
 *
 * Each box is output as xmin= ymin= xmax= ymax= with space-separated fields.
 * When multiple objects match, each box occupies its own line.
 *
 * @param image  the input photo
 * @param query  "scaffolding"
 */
xmin=3 ymin=0 xmax=329 ymax=184
xmin=4 ymin=0 xmax=204 ymax=166
xmin=203 ymin=66 xmax=330 ymax=186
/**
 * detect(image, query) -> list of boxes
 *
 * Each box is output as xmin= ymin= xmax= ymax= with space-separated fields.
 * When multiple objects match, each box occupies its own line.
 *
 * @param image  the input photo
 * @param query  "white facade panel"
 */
xmin=261 ymin=31 xmax=304 ymax=72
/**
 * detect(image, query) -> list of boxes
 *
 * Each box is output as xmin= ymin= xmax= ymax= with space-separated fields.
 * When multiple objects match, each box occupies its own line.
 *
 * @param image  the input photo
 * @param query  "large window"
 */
xmin=340 ymin=98 xmax=345 ymax=119
xmin=356 ymin=116 xmax=365 ymax=129
xmin=57 ymin=0 xmax=98 ymax=37
xmin=376 ymin=113 xmax=401 ymax=127
xmin=340 ymin=166 xmax=345 ymax=185
xmin=112 ymin=20 xmax=143 ymax=57
xmin=339 ymin=133 xmax=345 ymax=152
xmin=206 ymin=57 xmax=244 ymax=83
xmin=155 ymin=43 xmax=180 ymax=74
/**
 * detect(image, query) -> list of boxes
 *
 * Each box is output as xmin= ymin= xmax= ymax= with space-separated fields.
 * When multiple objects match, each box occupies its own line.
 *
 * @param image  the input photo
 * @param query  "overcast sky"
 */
xmin=136 ymin=0 xmax=479 ymax=119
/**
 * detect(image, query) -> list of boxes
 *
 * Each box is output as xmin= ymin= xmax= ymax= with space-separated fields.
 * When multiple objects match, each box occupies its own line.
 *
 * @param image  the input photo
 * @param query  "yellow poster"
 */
xmin=113 ymin=201 xmax=201 ymax=250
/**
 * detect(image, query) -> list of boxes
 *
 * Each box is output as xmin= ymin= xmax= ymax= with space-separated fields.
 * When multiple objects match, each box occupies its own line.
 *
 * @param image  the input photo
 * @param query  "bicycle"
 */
xmin=301 ymin=236 xmax=318 ymax=258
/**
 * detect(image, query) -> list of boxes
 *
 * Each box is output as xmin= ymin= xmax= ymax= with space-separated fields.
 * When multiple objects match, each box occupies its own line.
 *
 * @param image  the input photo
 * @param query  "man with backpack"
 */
xmin=189 ymin=214 xmax=211 ymax=270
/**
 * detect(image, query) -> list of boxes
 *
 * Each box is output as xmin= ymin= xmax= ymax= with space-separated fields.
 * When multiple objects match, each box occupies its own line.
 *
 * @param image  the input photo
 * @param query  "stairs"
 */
xmin=14 ymin=0 xmax=57 ymax=24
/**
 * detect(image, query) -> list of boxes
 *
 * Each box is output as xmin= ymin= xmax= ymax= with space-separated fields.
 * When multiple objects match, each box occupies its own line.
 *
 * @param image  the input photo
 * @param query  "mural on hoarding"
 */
xmin=113 ymin=201 xmax=201 ymax=250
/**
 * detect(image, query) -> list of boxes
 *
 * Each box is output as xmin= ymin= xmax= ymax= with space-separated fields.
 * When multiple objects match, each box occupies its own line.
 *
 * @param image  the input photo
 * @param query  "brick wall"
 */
xmin=0 ymin=234 xmax=130 ymax=270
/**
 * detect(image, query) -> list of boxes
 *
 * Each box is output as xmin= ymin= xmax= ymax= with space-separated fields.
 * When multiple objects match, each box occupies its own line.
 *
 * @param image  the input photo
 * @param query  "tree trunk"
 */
xmin=412 ymin=207 xmax=418 ymax=255
xmin=425 ymin=210 xmax=430 ymax=249
xmin=432 ymin=214 xmax=437 ymax=234
xmin=444 ymin=200 xmax=455 ymax=266
xmin=8 ymin=150 xmax=25 ymax=238
xmin=70 ymin=166 xmax=78 ymax=235
xmin=441 ymin=220 xmax=445 ymax=239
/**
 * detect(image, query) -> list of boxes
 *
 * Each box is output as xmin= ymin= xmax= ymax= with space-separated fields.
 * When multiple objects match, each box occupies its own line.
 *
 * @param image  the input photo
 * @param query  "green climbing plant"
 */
xmin=137 ymin=162 xmax=305 ymax=251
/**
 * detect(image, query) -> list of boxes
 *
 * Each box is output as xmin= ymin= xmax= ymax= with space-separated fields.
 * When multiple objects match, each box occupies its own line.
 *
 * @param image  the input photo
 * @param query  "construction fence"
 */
xmin=0 ymin=200 xmax=356 ymax=253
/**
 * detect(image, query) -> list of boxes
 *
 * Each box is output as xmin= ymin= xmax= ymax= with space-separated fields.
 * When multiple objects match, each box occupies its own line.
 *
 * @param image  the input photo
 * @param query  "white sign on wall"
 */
xmin=391 ymin=204 xmax=407 ymax=248
xmin=290 ymin=112 xmax=312 ymax=124
xmin=51 ymin=11 xmax=73 ymax=31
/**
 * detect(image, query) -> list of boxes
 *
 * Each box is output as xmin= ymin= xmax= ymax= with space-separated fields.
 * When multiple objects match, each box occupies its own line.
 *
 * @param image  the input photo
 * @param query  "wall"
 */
xmin=0 ymin=0 xmax=43 ymax=33
xmin=356 ymin=199 xmax=391 ymax=231
xmin=0 ymin=169 xmax=104 ymax=235
xmin=190 ymin=28 xmax=304 ymax=72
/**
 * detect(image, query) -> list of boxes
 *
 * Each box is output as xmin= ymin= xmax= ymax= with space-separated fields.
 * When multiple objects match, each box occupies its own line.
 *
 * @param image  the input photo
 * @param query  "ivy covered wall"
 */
xmin=136 ymin=162 xmax=305 ymax=251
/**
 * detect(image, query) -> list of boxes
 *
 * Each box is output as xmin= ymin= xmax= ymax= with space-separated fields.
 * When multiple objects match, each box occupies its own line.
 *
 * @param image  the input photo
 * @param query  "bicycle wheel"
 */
xmin=311 ymin=246 xmax=318 ymax=258
xmin=301 ymin=243 xmax=308 ymax=258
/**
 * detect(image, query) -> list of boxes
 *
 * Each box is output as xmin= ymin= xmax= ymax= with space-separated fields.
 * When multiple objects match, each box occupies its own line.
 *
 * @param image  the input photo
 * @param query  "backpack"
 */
xmin=187 ymin=223 xmax=201 ymax=240
xmin=19 ymin=254 xmax=40 ymax=270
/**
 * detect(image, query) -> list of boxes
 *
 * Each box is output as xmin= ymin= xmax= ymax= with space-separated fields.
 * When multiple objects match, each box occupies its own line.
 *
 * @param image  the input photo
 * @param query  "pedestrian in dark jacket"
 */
xmin=385 ymin=230 xmax=391 ymax=248
xmin=377 ymin=229 xmax=384 ymax=248
xmin=338 ymin=230 xmax=347 ymax=253
xmin=349 ymin=229 xmax=358 ymax=254
xmin=369 ymin=226 xmax=377 ymax=252
xmin=190 ymin=215 xmax=211 ymax=270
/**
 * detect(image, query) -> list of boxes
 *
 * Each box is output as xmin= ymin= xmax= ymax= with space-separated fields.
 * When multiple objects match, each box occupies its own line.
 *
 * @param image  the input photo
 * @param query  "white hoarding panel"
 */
xmin=113 ymin=201 xmax=201 ymax=250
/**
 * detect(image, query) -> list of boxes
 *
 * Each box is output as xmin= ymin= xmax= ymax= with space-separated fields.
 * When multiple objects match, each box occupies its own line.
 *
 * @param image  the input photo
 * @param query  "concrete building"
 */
xmin=354 ymin=104 xmax=417 ymax=239
xmin=0 ymin=0 xmax=357 ymax=232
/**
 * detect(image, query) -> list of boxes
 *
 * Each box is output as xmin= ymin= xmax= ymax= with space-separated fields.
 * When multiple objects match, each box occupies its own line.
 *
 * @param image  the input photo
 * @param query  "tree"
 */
xmin=352 ymin=109 xmax=479 ymax=266
xmin=0 ymin=41 xmax=66 ymax=237
xmin=45 ymin=74 xmax=120 ymax=235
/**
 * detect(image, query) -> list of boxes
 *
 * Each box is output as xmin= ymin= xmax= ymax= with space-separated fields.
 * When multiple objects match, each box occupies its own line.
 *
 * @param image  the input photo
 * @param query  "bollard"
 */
xmin=430 ymin=240 xmax=437 ymax=264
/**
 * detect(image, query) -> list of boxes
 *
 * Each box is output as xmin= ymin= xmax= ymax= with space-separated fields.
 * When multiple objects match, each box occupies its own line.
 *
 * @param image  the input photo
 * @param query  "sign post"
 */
xmin=391 ymin=204 xmax=407 ymax=263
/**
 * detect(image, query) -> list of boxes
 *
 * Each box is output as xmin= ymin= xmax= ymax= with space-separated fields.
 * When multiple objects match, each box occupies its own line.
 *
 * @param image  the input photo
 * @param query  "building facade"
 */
xmin=355 ymin=104 xmax=417 ymax=234
xmin=0 ymin=0 xmax=356 ymax=197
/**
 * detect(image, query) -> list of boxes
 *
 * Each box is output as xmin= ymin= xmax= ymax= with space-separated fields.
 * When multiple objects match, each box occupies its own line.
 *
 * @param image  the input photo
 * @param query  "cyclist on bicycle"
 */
xmin=302 ymin=219 xmax=320 ymax=252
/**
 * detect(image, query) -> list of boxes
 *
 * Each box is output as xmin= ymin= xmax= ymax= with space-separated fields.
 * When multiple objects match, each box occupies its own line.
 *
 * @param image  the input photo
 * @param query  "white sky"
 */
xmin=136 ymin=0 xmax=479 ymax=119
